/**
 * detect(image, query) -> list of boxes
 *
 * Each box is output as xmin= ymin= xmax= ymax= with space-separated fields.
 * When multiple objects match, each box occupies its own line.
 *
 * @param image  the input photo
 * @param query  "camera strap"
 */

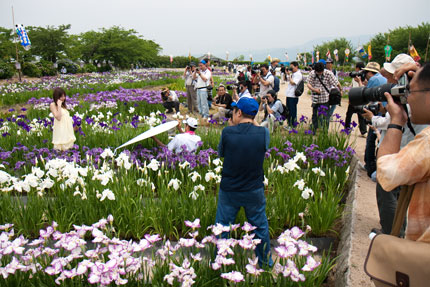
xmin=403 ymin=104 xmax=416 ymax=136
xmin=315 ymin=74 xmax=330 ymax=93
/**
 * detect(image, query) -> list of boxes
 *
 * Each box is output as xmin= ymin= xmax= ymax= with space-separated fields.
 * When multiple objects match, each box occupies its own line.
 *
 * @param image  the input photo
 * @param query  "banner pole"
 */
xmin=11 ymin=5 xmax=22 ymax=82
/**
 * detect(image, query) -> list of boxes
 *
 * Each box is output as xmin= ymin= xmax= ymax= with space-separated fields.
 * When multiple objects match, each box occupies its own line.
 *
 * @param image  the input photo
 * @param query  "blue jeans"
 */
xmin=286 ymin=97 xmax=299 ymax=127
xmin=197 ymin=89 xmax=209 ymax=118
xmin=311 ymin=103 xmax=329 ymax=132
xmin=328 ymin=105 xmax=337 ymax=120
xmin=215 ymin=188 xmax=273 ymax=267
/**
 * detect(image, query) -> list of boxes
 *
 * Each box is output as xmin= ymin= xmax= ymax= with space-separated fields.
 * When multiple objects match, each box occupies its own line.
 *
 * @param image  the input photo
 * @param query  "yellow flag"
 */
xmin=409 ymin=45 xmax=421 ymax=61
xmin=368 ymin=44 xmax=372 ymax=60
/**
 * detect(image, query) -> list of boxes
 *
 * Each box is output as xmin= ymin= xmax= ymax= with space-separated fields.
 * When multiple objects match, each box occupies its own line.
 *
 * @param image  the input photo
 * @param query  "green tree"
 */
xmin=79 ymin=26 xmax=161 ymax=68
xmin=0 ymin=27 xmax=15 ymax=61
xmin=366 ymin=22 xmax=430 ymax=65
xmin=314 ymin=37 xmax=354 ymax=65
xmin=27 ymin=24 xmax=71 ymax=63
xmin=234 ymin=55 xmax=245 ymax=61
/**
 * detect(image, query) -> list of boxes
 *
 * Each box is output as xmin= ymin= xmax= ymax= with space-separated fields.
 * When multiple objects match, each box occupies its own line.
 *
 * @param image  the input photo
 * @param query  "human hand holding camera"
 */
xmin=361 ymin=108 xmax=374 ymax=121
xmin=384 ymin=92 xmax=407 ymax=126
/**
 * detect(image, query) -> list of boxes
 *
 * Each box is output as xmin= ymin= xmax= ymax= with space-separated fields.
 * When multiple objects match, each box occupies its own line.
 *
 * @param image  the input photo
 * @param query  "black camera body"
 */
xmin=161 ymin=92 xmax=169 ymax=102
xmin=354 ymin=103 xmax=380 ymax=115
xmin=225 ymin=109 xmax=233 ymax=119
xmin=288 ymin=67 xmax=294 ymax=72
xmin=350 ymin=70 xmax=366 ymax=82
xmin=226 ymin=84 xmax=238 ymax=91
xmin=349 ymin=75 xmax=409 ymax=106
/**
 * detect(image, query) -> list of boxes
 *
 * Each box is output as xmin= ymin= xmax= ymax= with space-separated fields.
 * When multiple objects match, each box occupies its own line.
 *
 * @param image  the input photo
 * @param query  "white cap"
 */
xmin=183 ymin=117 xmax=198 ymax=129
xmin=383 ymin=54 xmax=415 ymax=74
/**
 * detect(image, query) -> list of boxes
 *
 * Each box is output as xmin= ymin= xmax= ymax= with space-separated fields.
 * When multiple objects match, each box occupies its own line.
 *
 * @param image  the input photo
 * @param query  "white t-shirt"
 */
xmin=259 ymin=72 xmax=274 ymax=98
xmin=195 ymin=69 xmax=212 ymax=89
xmin=169 ymin=91 xmax=179 ymax=102
xmin=184 ymin=71 xmax=193 ymax=86
xmin=238 ymin=89 xmax=252 ymax=98
xmin=167 ymin=132 xmax=201 ymax=153
xmin=286 ymin=70 xmax=303 ymax=98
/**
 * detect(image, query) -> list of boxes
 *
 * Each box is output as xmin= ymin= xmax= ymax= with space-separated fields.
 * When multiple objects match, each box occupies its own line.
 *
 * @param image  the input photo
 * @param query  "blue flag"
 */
xmin=16 ymin=24 xmax=31 ymax=50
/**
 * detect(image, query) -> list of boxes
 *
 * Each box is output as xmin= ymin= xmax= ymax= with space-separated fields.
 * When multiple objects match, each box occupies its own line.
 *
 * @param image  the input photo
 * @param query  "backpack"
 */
xmin=294 ymin=79 xmax=305 ymax=97
xmin=273 ymin=75 xmax=280 ymax=92
xmin=277 ymin=100 xmax=289 ymax=121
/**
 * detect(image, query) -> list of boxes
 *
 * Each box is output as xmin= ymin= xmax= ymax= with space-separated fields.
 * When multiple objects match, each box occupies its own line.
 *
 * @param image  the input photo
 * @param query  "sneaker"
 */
xmin=371 ymin=228 xmax=383 ymax=235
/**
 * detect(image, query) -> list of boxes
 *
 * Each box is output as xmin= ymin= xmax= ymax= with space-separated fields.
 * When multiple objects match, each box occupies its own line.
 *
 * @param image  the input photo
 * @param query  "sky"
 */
xmin=1 ymin=0 xmax=429 ymax=61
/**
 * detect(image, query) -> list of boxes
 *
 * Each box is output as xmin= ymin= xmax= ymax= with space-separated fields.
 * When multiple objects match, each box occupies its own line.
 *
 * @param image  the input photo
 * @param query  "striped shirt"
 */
xmin=377 ymin=127 xmax=430 ymax=242
xmin=307 ymin=70 xmax=339 ymax=104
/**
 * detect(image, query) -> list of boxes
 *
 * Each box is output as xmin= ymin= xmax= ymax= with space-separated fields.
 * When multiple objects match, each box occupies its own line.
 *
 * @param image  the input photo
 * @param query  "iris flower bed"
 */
xmin=0 ymin=217 xmax=335 ymax=286
xmin=0 ymin=78 xmax=356 ymax=285
xmin=0 ymin=69 xmax=182 ymax=106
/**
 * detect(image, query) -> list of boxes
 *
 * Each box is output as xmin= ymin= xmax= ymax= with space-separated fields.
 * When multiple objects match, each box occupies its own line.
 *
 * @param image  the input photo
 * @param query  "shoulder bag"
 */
xmin=364 ymin=185 xmax=430 ymax=287
xmin=315 ymin=73 xmax=341 ymax=106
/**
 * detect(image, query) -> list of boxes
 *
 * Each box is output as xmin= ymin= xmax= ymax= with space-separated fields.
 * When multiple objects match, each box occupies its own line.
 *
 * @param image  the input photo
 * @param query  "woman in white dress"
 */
xmin=49 ymin=88 xmax=76 ymax=151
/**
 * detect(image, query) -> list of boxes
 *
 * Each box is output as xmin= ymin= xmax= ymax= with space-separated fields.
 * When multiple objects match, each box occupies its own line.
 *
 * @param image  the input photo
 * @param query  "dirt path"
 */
xmin=276 ymin=82 xmax=376 ymax=286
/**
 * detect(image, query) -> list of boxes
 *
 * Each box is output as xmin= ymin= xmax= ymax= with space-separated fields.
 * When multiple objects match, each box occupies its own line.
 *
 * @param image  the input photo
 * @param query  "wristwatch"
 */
xmin=387 ymin=124 xmax=404 ymax=133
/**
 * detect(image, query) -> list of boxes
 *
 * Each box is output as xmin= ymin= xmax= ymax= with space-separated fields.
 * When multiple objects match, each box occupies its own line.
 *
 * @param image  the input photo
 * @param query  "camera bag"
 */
xmin=315 ymin=74 xmax=341 ymax=105
xmin=364 ymin=185 xmax=430 ymax=287
xmin=294 ymin=79 xmax=305 ymax=97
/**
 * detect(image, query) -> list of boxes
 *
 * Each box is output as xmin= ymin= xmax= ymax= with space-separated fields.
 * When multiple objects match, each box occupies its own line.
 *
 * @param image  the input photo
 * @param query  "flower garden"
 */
xmin=0 ymin=69 xmax=355 ymax=286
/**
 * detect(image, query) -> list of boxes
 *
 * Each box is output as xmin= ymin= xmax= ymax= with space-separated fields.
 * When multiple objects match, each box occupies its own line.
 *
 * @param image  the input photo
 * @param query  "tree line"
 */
xmin=0 ymin=25 xmax=199 ymax=79
xmin=300 ymin=22 xmax=429 ymax=66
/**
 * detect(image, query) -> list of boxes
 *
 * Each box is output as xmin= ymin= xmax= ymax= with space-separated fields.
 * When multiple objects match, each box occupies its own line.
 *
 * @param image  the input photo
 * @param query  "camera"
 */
xmin=349 ymin=74 xmax=409 ymax=106
xmin=288 ymin=67 xmax=294 ymax=72
xmin=350 ymin=70 xmax=366 ymax=82
xmin=161 ymin=91 xmax=169 ymax=102
xmin=262 ymin=95 xmax=269 ymax=100
xmin=226 ymin=84 xmax=238 ymax=91
xmin=195 ymin=68 xmax=199 ymax=72
xmin=353 ymin=103 xmax=380 ymax=115
xmin=225 ymin=109 xmax=233 ymax=119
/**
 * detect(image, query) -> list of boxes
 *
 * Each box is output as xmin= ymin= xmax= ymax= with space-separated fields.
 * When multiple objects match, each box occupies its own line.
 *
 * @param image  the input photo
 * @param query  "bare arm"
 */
xmin=176 ymin=120 xmax=184 ymax=133
xmin=377 ymin=92 xmax=407 ymax=159
xmin=151 ymin=136 xmax=166 ymax=148
xmin=50 ymin=102 xmax=62 ymax=121
xmin=307 ymin=83 xmax=320 ymax=94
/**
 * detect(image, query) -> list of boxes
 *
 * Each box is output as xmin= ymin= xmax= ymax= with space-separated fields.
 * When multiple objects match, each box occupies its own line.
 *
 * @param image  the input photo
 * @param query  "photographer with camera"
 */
xmin=358 ymin=62 xmax=387 ymax=179
xmin=345 ymin=62 xmax=367 ymax=135
xmin=358 ymin=55 xmax=427 ymax=235
xmin=193 ymin=60 xmax=212 ymax=119
xmin=375 ymin=62 xmax=430 ymax=244
xmin=161 ymin=87 xmax=180 ymax=114
xmin=259 ymin=90 xmax=284 ymax=131
xmin=215 ymin=96 xmax=273 ymax=268
xmin=256 ymin=64 xmax=275 ymax=98
xmin=152 ymin=118 xmax=201 ymax=154
xmin=232 ymin=80 xmax=252 ymax=101
xmin=212 ymin=84 xmax=233 ymax=120
xmin=306 ymin=62 xmax=341 ymax=131
xmin=285 ymin=61 xmax=303 ymax=127
xmin=184 ymin=63 xmax=198 ymax=114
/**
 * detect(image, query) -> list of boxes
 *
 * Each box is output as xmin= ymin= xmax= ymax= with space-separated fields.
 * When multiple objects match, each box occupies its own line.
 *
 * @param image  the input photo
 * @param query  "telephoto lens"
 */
xmin=348 ymin=84 xmax=394 ymax=106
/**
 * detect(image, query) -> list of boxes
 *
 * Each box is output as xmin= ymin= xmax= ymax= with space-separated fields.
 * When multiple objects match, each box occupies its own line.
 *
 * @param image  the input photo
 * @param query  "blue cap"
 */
xmin=200 ymin=60 xmax=206 ymax=65
xmin=318 ymin=59 xmax=326 ymax=65
xmin=231 ymin=97 xmax=259 ymax=116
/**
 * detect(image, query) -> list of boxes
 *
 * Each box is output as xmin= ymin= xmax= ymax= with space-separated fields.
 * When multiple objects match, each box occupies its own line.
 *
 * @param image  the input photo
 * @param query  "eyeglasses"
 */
xmin=405 ymin=84 xmax=430 ymax=98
